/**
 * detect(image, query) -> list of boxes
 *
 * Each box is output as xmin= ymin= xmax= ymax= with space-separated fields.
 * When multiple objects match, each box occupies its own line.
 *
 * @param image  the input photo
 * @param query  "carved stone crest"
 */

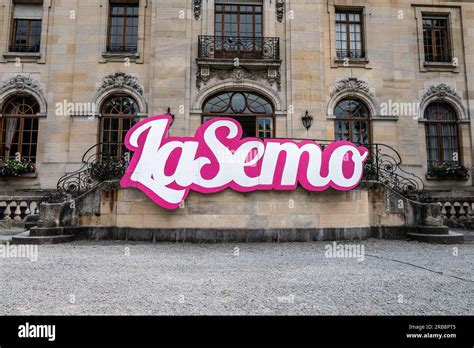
xmin=193 ymin=0 xmax=202 ymax=20
xmin=196 ymin=66 xmax=281 ymax=91
xmin=0 ymin=75 xmax=41 ymax=93
xmin=97 ymin=72 xmax=143 ymax=95
xmin=330 ymin=77 xmax=373 ymax=98
xmin=276 ymin=0 xmax=285 ymax=23
xmin=422 ymin=83 xmax=461 ymax=102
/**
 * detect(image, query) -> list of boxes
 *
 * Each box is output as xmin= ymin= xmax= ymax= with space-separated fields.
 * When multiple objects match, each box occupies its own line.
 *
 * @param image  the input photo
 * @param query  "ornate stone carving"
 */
xmin=422 ymin=83 xmax=461 ymax=102
xmin=276 ymin=0 xmax=285 ymax=23
xmin=196 ymin=66 xmax=281 ymax=91
xmin=193 ymin=0 xmax=202 ymax=20
xmin=330 ymin=77 xmax=373 ymax=98
xmin=97 ymin=72 xmax=143 ymax=95
xmin=0 ymin=75 xmax=41 ymax=93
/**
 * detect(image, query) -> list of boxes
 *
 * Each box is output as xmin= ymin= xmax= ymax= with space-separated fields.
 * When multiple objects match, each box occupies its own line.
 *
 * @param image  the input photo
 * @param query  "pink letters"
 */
xmin=120 ymin=115 xmax=369 ymax=210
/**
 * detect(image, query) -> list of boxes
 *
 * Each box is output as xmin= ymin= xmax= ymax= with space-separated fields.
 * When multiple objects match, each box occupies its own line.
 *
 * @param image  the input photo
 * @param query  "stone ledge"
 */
xmin=64 ymin=226 xmax=375 ymax=243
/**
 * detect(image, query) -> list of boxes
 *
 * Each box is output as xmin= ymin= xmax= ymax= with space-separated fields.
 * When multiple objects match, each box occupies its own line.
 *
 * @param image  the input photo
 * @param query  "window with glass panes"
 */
xmin=335 ymin=9 xmax=364 ymax=59
xmin=215 ymin=3 xmax=262 ymax=37
xmin=107 ymin=2 xmax=139 ymax=53
xmin=214 ymin=3 xmax=263 ymax=58
xmin=100 ymin=96 xmax=140 ymax=158
xmin=334 ymin=99 xmax=370 ymax=145
xmin=0 ymin=96 xmax=39 ymax=163
xmin=10 ymin=3 xmax=42 ymax=53
xmin=202 ymin=91 xmax=274 ymax=139
xmin=424 ymin=102 xmax=460 ymax=167
xmin=422 ymin=15 xmax=451 ymax=63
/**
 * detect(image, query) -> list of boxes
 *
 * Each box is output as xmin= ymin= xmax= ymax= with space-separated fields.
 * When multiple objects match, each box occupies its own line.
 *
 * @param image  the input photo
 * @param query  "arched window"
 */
xmin=0 ymin=95 xmax=39 ymax=163
xmin=100 ymin=96 xmax=139 ymax=157
xmin=334 ymin=98 xmax=370 ymax=144
xmin=424 ymin=102 xmax=460 ymax=167
xmin=202 ymin=91 xmax=274 ymax=138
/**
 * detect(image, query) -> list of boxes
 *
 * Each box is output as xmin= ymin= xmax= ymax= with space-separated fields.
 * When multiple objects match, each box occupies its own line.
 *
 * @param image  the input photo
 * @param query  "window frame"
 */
xmin=99 ymin=95 xmax=140 ymax=158
xmin=106 ymin=2 xmax=139 ymax=53
xmin=201 ymin=91 xmax=275 ymax=139
xmin=214 ymin=3 xmax=263 ymax=38
xmin=335 ymin=8 xmax=365 ymax=60
xmin=422 ymin=14 xmax=452 ymax=64
xmin=9 ymin=18 xmax=42 ymax=53
xmin=333 ymin=98 xmax=371 ymax=145
xmin=0 ymin=95 xmax=40 ymax=163
xmin=424 ymin=102 xmax=461 ymax=167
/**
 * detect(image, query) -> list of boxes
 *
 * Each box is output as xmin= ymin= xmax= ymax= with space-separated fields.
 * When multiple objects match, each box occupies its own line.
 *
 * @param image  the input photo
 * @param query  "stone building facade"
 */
xmin=0 ymin=0 xmax=473 ymax=234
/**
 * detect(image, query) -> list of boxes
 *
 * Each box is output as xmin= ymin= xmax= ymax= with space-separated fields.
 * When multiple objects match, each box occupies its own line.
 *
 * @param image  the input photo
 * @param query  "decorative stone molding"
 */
xmin=193 ymin=81 xmax=283 ymax=112
xmin=96 ymin=72 xmax=144 ymax=96
xmin=419 ymin=83 xmax=466 ymax=120
xmin=196 ymin=66 xmax=281 ymax=91
xmin=94 ymin=73 xmax=147 ymax=114
xmin=276 ymin=0 xmax=285 ymax=23
xmin=330 ymin=78 xmax=374 ymax=98
xmin=421 ymin=84 xmax=461 ymax=103
xmin=327 ymin=78 xmax=378 ymax=118
xmin=0 ymin=75 xmax=41 ymax=93
xmin=193 ymin=0 xmax=202 ymax=20
xmin=0 ymin=75 xmax=47 ymax=114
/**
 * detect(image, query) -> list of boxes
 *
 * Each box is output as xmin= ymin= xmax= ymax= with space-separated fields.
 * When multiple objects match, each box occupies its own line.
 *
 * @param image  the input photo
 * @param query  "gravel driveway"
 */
xmin=1 ymin=239 xmax=472 ymax=315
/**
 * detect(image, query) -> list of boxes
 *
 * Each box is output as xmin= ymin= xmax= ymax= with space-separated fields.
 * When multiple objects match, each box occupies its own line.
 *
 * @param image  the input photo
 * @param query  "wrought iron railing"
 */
xmin=106 ymin=44 xmax=138 ymax=53
xmin=43 ymin=143 xmax=130 ymax=203
xmin=9 ymin=44 xmax=40 ymax=53
xmin=361 ymin=143 xmax=424 ymax=196
xmin=252 ymin=138 xmax=424 ymax=197
xmin=336 ymin=49 xmax=365 ymax=59
xmin=198 ymin=35 xmax=280 ymax=60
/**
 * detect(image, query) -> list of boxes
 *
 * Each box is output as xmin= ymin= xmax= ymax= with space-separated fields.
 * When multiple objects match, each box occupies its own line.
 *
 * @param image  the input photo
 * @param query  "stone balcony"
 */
xmin=196 ymin=35 xmax=282 ymax=91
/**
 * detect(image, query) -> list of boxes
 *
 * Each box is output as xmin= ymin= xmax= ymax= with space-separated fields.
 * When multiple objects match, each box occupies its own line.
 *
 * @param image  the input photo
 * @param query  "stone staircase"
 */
xmin=12 ymin=227 xmax=75 ymax=245
xmin=408 ymin=226 xmax=464 ymax=244
xmin=11 ymin=206 xmax=75 ymax=245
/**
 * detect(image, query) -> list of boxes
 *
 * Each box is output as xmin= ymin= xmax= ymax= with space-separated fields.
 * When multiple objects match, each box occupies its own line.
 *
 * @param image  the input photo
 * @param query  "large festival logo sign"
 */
xmin=120 ymin=115 xmax=369 ymax=209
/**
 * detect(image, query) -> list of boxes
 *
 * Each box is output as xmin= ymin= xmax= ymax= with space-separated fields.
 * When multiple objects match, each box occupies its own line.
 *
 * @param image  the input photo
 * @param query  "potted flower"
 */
xmin=89 ymin=157 xmax=127 ymax=181
xmin=0 ymin=158 xmax=36 ymax=177
xmin=427 ymin=162 xmax=470 ymax=180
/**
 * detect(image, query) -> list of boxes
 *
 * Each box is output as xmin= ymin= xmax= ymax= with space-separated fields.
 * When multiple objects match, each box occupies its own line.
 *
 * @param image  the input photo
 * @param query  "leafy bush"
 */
xmin=0 ymin=159 xmax=36 ymax=177
xmin=89 ymin=158 xmax=127 ymax=181
xmin=428 ymin=162 xmax=470 ymax=180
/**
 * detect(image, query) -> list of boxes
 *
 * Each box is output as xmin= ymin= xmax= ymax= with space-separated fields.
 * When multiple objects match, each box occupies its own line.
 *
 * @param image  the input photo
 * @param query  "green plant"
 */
xmin=428 ymin=162 xmax=469 ymax=180
xmin=89 ymin=158 xmax=127 ymax=181
xmin=0 ymin=159 xmax=36 ymax=177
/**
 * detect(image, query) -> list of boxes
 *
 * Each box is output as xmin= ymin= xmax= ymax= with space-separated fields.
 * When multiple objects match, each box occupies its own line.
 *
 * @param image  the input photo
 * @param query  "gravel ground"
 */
xmin=0 ymin=239 xmax=473 ymax=315
xmin=0 ymin=227 xmax=25 ymax=244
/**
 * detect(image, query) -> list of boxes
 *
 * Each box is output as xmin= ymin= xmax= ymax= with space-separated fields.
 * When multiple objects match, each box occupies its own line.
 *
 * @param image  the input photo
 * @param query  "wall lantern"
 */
xmin=166 ymin=107 xmax=175 ymax=125
xmin=302 ymin=110 xmax=313 ymax=130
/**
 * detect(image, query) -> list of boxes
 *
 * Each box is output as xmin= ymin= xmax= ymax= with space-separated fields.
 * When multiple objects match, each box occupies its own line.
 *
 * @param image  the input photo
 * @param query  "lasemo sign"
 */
xmin=121 ymin=115 xmax=369 ymax=210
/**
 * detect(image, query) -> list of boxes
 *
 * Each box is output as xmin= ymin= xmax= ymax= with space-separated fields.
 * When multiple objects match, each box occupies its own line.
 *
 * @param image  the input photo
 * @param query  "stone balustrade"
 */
xmin=0 ymin=199 xmax=40 ymax=223
xmin=436 ymin=198 xmax=474 ymax=228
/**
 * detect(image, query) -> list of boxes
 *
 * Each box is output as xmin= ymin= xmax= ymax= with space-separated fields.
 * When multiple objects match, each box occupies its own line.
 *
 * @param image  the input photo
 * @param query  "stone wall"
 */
xmin=79 ymin=186 xmax=371 ymax=230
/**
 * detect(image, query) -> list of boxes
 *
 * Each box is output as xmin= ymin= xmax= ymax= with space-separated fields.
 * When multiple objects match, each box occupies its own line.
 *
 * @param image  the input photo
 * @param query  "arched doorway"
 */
xmin=202 ymin=91 xmax=274 ymax=138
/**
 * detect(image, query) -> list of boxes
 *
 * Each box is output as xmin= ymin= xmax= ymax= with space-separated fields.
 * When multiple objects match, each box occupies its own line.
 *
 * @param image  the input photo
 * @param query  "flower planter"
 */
xmin=0 ymin=159 xmax=36 ymax=178
xmin=427 ymin=163 xmax=470 ymax=181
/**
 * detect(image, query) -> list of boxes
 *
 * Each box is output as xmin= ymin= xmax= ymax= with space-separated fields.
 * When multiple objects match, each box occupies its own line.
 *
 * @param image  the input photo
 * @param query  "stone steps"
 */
xmin=24 ymin=214 xmax=40 ymax=230
xmin=415 ymin=226 xmax=450 ymax=235
xmin=30 ymin=227 xmax=64 ymax=237
xmin=408 ymin=231 xmax=464 ymax=244
xmin=12 ymin=231 xmax=75 ymax=245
